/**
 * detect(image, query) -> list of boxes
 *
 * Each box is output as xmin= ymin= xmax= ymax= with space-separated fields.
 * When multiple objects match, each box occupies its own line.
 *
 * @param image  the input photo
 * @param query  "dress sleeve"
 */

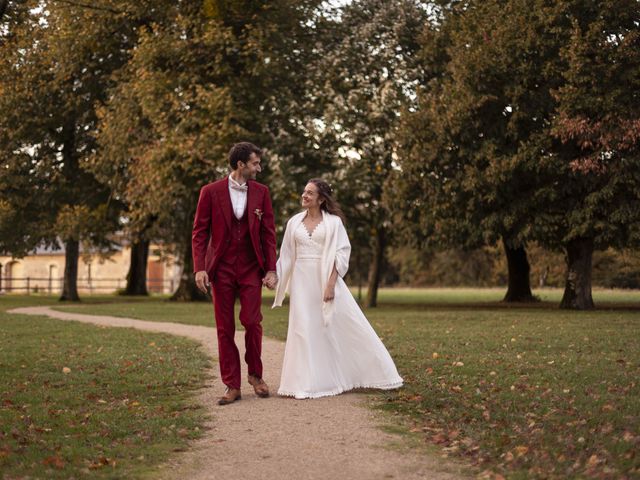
xmin=273 ymin=217 xmax=295 ymax=307
xmin=335 ymin=218 xmax=351 ymax=278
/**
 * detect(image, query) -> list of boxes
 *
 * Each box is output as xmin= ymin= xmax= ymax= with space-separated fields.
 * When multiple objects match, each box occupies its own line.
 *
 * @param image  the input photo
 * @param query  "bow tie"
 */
xmin=230 ymin=183 xmax=248 ymax=192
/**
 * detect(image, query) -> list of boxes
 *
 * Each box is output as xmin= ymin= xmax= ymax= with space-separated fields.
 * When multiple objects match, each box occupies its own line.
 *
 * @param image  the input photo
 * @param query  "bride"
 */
xmin=272 ymin=178 xmax=403 ymax=399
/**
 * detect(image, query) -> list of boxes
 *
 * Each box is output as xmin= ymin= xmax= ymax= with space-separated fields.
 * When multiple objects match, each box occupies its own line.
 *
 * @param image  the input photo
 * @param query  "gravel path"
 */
xmin=9 ymin=306 xmax=470 ymax=480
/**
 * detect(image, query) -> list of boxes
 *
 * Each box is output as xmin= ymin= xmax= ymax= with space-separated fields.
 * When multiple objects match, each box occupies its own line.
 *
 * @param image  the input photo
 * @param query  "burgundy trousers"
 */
xmin=211 ymin=260 xmax=263 ymax=390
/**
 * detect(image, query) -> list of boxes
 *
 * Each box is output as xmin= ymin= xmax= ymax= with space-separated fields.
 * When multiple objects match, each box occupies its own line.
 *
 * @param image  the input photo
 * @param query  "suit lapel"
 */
xmin=216 ymin=180 xmax=232 ymax=232
xmin=247 ymin=181 xmax=258 ymax=231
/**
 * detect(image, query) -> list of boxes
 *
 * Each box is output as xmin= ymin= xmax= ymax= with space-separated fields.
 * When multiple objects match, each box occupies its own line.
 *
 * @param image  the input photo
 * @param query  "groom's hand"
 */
xmin=263 ymin=271 xmax=277 ymax=290
xmin=195 ymin=271 xmax=210 ymax=294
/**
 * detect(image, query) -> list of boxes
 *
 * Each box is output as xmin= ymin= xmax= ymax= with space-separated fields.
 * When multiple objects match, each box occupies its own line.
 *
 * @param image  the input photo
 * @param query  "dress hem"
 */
xmin=277 ymin=380 xmax=403 ymax=400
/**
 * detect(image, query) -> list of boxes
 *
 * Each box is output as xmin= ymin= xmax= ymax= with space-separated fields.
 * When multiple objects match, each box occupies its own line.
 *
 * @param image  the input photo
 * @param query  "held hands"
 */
xmin=197 ymin=270 xmax=277 ymax=291
xmin=263 ymin=271 xmax=278 ymax=290
xmin=323 ymin=282 xmax=336 ymax=302
xmin=195 ymin=271 xmax=210 ymax=294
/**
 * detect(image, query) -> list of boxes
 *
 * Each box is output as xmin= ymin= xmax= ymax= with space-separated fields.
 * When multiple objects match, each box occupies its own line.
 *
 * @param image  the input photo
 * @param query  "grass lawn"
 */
xmin=367 ymin=287 xmax=640 ymax=305
xmin=369 ymin=305 xmax=640 ymax=479
xmin=0 ymin=295 xmax=210 ymax=479
xmin=5 ymin=287 xmax=640 ymax=479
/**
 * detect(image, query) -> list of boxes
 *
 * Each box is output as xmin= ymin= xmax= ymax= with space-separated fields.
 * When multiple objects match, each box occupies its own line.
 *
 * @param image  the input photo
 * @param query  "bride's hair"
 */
xmin=308 ymin=178 xmax=346 ymax=224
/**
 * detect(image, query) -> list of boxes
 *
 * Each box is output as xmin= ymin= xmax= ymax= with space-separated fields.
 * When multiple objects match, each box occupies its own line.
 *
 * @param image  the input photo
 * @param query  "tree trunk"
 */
xmin=560 ymin=237 xmax=595 ymax=310
xmin=502 ymin=237 xmax=537 ymax=302
xmin=0 ymin=1 xmax=8 ymax=22
xmin=365 ymin=226 xmax=386 ymax=308
xmin=170 ymin=232 xmax=208 ymax=302
xmin=60 ymin=238 xmax=80 ymax=301
xmin=122 ymin=239 xmax=149 ymax=295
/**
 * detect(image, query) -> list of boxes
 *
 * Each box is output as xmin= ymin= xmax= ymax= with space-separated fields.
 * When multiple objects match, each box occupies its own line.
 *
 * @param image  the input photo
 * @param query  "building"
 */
xmin=0 ymin=242 xmax=181 ymax=295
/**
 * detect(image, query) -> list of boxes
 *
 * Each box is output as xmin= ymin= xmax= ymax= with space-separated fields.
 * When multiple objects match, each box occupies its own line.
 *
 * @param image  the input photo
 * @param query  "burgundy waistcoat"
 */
xmin=219 ymin=207 xmax=258 ymax=267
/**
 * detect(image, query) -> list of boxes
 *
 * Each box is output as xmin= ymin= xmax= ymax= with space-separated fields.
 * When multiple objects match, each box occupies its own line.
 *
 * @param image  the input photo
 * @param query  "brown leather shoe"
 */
xmin=217 ymin=387 xmax=241 ymax=405
xmin=248 ymin=375 xmax=270 ymax=398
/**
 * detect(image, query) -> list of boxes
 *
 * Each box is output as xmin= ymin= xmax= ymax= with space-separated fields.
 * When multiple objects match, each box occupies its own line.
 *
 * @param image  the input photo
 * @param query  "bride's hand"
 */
xmin=323 ymin=283 xmax=335 ymax=302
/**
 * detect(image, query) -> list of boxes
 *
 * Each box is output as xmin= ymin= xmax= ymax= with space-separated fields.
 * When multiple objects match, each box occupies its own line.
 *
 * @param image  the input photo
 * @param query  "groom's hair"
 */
xmin=229 ymin=142 xmax=262 ymax=170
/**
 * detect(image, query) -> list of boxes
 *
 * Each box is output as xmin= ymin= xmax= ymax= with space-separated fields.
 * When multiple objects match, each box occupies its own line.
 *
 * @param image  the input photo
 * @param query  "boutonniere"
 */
xmin=254 ymin=208 xmax=263 ymax=220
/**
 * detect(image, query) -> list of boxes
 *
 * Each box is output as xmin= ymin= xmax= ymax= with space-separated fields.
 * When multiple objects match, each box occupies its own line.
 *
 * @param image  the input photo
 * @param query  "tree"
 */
xmin=392 ymin=0 xmax=640 ymax=308
xmin=297 ymin=0 xmax=427 ymax=307
xmin=96 ymin=1 xmax=323 ymax=300
xmin=97 ymin=19 xmax=238 ymax=301
xmin=546 ymin=2 xmax=640 ymax=308
xmin=391 ymin=0 xmax=573 ymax=302
xmin=85 ymin=2 xmax=195 ymax=297
xmin=0 ymin=1 xmax=136 ymax=300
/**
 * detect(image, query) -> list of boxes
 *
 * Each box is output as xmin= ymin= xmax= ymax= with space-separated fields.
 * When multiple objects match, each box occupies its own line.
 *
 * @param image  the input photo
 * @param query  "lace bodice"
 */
xmin=295 ymin=220 xmax=325 ymax=259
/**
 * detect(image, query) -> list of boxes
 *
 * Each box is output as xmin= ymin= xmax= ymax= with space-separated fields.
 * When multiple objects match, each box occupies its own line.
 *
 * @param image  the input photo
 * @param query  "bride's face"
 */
xmin=301 ymin=183 xmax=323 ymax=209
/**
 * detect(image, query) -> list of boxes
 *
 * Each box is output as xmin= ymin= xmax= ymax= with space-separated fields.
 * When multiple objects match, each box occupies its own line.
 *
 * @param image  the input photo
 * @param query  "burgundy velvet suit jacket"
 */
xmin=191 ymin=178 xmax=277 ymax=276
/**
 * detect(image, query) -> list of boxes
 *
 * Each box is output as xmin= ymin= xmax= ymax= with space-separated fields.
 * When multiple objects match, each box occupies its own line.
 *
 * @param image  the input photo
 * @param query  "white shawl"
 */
xmin=272 ymin=210 xmax=351 ymax=326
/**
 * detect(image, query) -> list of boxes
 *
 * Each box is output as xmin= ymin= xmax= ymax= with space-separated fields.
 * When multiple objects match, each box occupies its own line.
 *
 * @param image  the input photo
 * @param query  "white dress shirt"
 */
xmin=228 ymin=175 xmax=248 ymax=219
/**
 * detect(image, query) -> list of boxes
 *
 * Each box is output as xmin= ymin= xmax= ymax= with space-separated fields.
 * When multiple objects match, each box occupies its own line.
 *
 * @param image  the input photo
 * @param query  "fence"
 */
xmin=0 ymin=277 xmax=176 ymax=295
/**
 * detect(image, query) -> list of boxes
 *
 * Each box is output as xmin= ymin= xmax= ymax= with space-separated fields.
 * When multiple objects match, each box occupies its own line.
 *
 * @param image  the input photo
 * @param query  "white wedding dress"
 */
xmin=277 ymin=220 xmax=403 ymax=399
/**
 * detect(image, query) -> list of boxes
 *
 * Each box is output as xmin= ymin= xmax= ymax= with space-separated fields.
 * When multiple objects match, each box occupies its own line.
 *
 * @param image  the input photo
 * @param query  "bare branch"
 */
xmin=50 ymin=0 xmax=131 ymax=16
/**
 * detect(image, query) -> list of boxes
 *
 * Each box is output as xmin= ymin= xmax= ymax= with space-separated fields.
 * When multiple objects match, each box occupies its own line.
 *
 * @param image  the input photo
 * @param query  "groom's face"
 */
xmin=238 ymin=153 xmax=262 ymax=181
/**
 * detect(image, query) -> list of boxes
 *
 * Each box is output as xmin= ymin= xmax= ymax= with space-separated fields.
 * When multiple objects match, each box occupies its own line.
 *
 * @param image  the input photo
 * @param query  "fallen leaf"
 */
xmin=586 ymin=454 xmax=600 ymax=468
xmin=432 ymin=433 xmax=448 ymax=444
xmin=600 ymin=423 xmax=613 ymax=434
xmin=514 ymin=445 xmax=529 ymax=457
xmin=43 ymin=455 xmax=65 ymax=469
xmin=461 ymin=437 xmax=474 ymax=448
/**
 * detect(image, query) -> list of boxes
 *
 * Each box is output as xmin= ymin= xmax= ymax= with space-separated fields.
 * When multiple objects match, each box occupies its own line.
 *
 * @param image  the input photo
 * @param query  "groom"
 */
xmin=192 ymin=142 xmax=278 ymax=405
